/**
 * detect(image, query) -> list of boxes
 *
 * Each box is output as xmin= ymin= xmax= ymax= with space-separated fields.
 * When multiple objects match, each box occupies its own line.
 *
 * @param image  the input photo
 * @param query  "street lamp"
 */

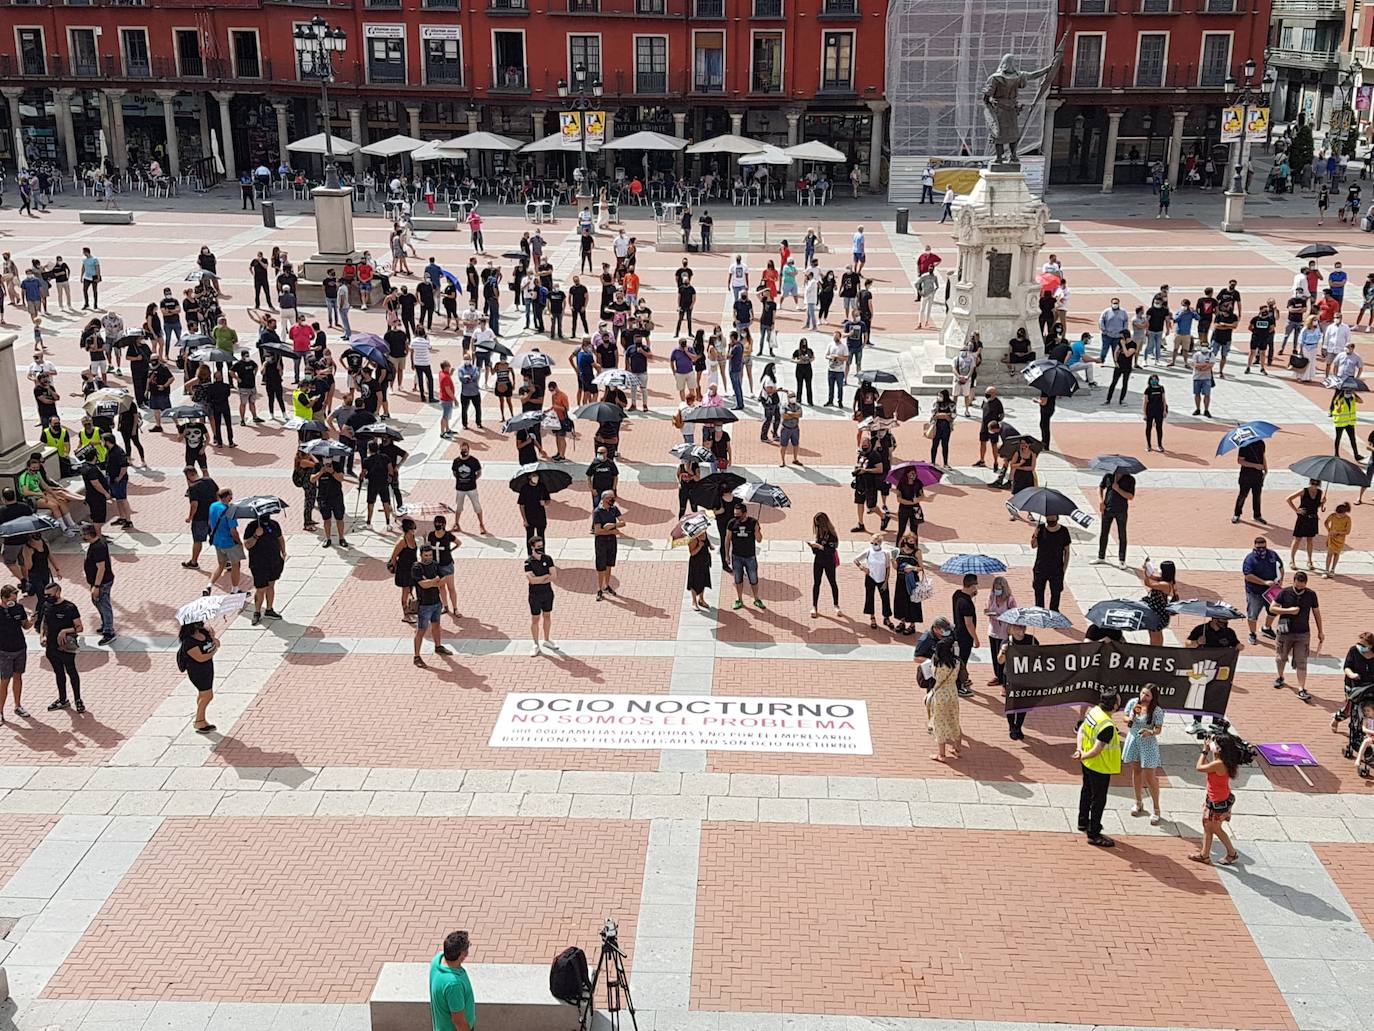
xmin=557 ymin=62 xmax=603 ymax=197
xmin=1220 ymin=57 xmax=1276 ymax=232
xmin=1333 ymin=64 xmax=1358 ymax=160
xmin=293 ymin=16 xmax=348 ymax=190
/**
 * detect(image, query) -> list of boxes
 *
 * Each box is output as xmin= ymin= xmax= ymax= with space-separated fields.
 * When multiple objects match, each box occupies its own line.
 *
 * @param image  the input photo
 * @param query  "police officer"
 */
xmin=1074 ymin=691 xmax=1122 ymax=848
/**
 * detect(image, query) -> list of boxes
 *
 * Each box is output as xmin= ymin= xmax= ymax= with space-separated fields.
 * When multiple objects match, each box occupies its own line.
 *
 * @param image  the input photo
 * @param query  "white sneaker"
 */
xmin=543 ymin=639 xmax=557 ymax=650
xmin=1130 ymin=803 xmax=1145 ymax=817
xmin=530 ymin=643 xmax=541 ymax=656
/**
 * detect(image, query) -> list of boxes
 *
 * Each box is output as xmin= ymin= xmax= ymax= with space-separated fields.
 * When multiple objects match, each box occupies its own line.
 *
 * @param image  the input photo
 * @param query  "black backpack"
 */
xmin=549 ymin=946 xmax=590 ymax=1005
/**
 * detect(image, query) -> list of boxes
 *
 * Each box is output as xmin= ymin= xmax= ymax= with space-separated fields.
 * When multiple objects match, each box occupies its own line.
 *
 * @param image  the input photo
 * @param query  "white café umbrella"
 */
xmin=601 ymin=130 xmax=688 ymax=152
xmin=785 ymin=140 xmax=846 ymax=162
xmin=97 ymin=128 xmax=109 ymax=164
xmin=208 ymin=129 xmax=225 ymax=174
xmin=437 ymin=131 xmax=525 ymax=153
xmin=522 ymin=132 xmax=601 ymax=154
xmin=685 ymin=133 xmax=769 ymax=156
xmin=286 ymin=132 xmax=361 ymax=156
xmin=360 ymin=134 xmax=426 ymax=158
xmin=738 ymin=145 xmax=793 ymax=166
xmin=411 ymin=140 xmax=462 ymax=163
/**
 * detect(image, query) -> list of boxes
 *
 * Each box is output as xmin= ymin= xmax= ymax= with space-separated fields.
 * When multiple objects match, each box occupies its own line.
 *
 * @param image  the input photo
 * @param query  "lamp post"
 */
xmin=557 ymin=62 xmax=603 ymax=200
xmin=1333 ymin=64 xmax=1358 ymax=161
xmin=1220 ymin=57 xmax=1276 ymax=232
xmin=293 ymin=16 xmax=348 ymax=189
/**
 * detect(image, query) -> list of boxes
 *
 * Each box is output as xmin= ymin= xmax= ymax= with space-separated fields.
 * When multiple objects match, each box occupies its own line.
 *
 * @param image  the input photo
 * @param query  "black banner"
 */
xmin=1004 ymin=641 xmax=1239 ymax=715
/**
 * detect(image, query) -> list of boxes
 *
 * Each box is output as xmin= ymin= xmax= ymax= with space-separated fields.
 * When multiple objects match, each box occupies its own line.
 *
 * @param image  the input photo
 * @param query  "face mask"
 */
xmin=1111 ymin=303 xmax=1120 ymax=310
xmin=1360 ymin=645 xmax=1372 ymax=655
xmin=993 ymin=588 xmax=1004 ymax=596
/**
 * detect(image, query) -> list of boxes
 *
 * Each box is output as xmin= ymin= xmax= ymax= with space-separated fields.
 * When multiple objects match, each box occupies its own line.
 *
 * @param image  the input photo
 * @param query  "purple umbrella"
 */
xmin=884 ymin=461 xmax=944 ymax=488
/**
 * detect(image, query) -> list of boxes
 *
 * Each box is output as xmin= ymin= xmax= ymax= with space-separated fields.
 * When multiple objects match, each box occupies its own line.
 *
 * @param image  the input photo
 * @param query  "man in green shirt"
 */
xmin=211 ymin=316 xmax=238 ymax=354
xmin=429 ymin=930 xmax=475 ymax=1031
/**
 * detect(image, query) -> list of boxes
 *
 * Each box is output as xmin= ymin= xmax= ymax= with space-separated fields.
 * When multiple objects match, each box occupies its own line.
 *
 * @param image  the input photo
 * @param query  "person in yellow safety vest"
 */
xmin=293 ymin=385 xmax=315 ymax=421
xmin=1330 ymin=388 xmax=1362 ymax=461
xmin=77 ymin=416 xmax=108 ymax=464
xmin=41 ymin=417 xmax=73 ymax=477
xmin=1074 ymin=691 xmax=1122 ymax=848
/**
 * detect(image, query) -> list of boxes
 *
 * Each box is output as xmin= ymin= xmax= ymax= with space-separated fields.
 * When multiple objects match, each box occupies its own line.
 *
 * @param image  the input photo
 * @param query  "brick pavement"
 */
xmin=1315 ymin=843 xmax=1374 ymax=938
xmin=0 ymin=815 xmax=58 ymax=884
xmin=692 ymin=823 xmax=1296 ymax=1028
xmin=212 ymin=654 xmax=672 ymax=770
xmin=45 ymin=816 xmax=648 ymax=1003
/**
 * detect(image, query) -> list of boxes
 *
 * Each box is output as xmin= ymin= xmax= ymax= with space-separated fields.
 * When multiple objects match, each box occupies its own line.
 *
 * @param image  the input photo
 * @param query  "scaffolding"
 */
xmin=885 ymin=0 xmax=1058 ymax=164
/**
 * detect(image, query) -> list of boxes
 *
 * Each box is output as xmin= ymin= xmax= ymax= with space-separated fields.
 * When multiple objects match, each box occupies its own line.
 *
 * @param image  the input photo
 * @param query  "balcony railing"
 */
xmin=1270 ymin=0 xmax=1344 ymax=13
xmin=753 ymin=0 xmax=782 ymax=15
xmin=422 ymin=0 xmax=460 ymax=7
xmin=695 ymin=0 xmax=724 ymax=13
xmin=488 ymin=0 xmax=528 ymax=10
xmin=822 ymin=0 xmax=858 ymax=12
xmin=235 ymin=56 xmax=263 ymax=79
xmin=1060 ymin=61 xmax=1213 ymax=90
xmin=568 ymin=0 xmax=600 ymax=9
xmin=751 ymin=75 xmax=783 ymax=93
xmin=365 ymin=0 xmax=402 ymax=7
xmin=425 ymin=63 xmax=463 ymax=85
xmin=124 ymin=57 xmax=152 ymax=78
xmin=491 ymin=66 xmax=528 ymax=90
xmin=1139 ymin=0 xmax=1170 ymax=11
xmin=368 ymin=62 xmax=407 ymax=84
xmin=1266 ymin=46 xmax=1340 ymax=71
xmin=1202 ymin=0 xmax=1236 ymax=10
xmin=636 ymin=71 xmax=667 ymax=93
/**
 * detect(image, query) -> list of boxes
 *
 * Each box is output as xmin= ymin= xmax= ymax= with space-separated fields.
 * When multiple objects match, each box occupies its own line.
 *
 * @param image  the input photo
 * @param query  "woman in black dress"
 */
xmin=892 ymin=533 xmax=925 ymax=636
xmin=792 ymin=338 xmax=814 ymax=405
xmin=388 ymin=518 xmax=419 ymax=623
xmin=1287 ymin=479 xmax=1326 ymax=570
xmin=686 ymin=531 xmax=712 ymax=611
xmin=1006 ymin=439 xmax=1038 ymax=518
xmin=179 ymin=620 xmax=218 ymax=733
xmin=808 ymin=512 xmax=841 ymax=618
xmin=1139 ymin=559 xmax=1177 ymax=647
xmin=22 ymin=533 xmax=56 ymax=627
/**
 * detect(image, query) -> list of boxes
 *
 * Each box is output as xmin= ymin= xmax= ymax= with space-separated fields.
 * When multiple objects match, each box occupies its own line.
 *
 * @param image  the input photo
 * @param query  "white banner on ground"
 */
xmin=489 ymin=693 xmax=873 ymax=754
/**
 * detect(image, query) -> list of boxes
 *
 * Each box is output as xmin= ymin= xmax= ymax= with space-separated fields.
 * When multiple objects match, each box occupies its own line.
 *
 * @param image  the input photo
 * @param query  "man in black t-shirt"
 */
xmin=450 ymin=444 xmax=487 ymax=534
xmin=0 ymin=584 xmax=33 ymax=716
xmin=410 ymin=543 xmax=452 ymax=667
xmin=517 ymin=474 xmax=551 ymax=553
xmin=1032 ymin=514 xmax=1071 ymax=611
xmin=951 ymin=575 xmax=979 ymax=694
xmin=179 ymin=421 xmax=209 ymax=475
xmin=1187 ymin=616 xmax=1240 ymax=727
xmin=81 ymin=521 xmax=116 ymax=644
xmin=676 ymin=278 xmax=696 ymax=336
xmin=525 ymin=539 xmax=556 ymax=654
xmin=999 ymin=626 xmax=1039 ymax=738
xmin=183 ymin=466 xmax=219 ymax=569
xmin=361 ymin=441 xmax=395 ymax=529
xmin=203 ymin=369 xmax=235 ymax=448
xmin=40 ymin=582 xmax=84 ymax=712
xmin=976 ymin=387 xmax=1004 ymax=471
xmin=591 ymin=493 xmax=625 ymax=599
xmin=230 ymin=351 xmax=263 ymax=425
xmin=727 ymin=500 xmax=764 ymax=611
xmin=1097 ymin=470 xmax=1135 ymax=565
xmin=585 ymin=449 xmax=619 ymax=508
xmin=1271 ymin=571 xmax=1323 ymax=701
xmin=1233 ymin=438 xmax=1267 ymax=524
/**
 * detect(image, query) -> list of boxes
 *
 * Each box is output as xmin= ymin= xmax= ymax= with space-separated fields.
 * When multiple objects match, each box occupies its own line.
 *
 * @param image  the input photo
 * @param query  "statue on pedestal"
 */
xmin=982 ymin=36 xmax=1066 ymax=165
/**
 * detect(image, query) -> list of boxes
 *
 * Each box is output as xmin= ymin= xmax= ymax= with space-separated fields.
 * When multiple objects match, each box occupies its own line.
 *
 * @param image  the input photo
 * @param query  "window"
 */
xmin=569 ymin=35 xmax=601 ymax=83
xmin=366 ymin=0 xmax=402 ymax=8
xmin=1140 ymin=0 xmax=1170 ymax=12
xmin=1076 ymin=0 xmax=1106 ymax=10
xmin=420 ymin=100 xmax=464 ymax=124
xmin=1135 ymin=32 xmax=1167 ymax=87
xmin=1072 ymin=33 xmax=1103 ymax=88
xmin=637 ymin=0 xmax=666 ymax=10
xmin=1204 ymin=0 xmax=1234 ymax=9
xmin=17 ymin=28 xmax=44 ymax=77
xmin=230 ymin=30 xmax=261 ymax=79
xmin=422 ymin=0 xmax=460 ymax=7
xmin=635 ymin=36 xmax=667 ymax=93
xmin=751 ymin=30 xmax=783 ymax=92
xmin=175 ymin=28 xmax=204 ymax=77
xmin=822 ymin=0 xmax=858 ymax=11
xmin=488 ymin=0 xmax=527 ymax=10
xmin=121 ymin=28 xmax=151 ymax=77
xmin=367 ymin=36 xmax=406 ymax=84
xmin=424 ymin=37 xmax=463 ymax=85
xmin=492 ymin=30 xmax=526 ymax=89
xmin=70 ymin=28 xmax=99 ymax=76
xmin=693 ymin=31 xmax=724 ymax=92
xmin=753 ymin=0 xmax=782 ymax=15
xmin=1199 ymin=33 xmax=1230 ymax=86
xmin=821 ymin=31 xmax=853 ymax=91
xmin=568 ymin=0 xmax=600 ymax=9
xmin=695 ymin=0 xmax=723 ymax=13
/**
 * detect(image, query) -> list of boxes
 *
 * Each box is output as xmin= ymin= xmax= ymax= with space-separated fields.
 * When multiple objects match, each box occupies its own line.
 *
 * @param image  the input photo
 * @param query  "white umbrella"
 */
xmin=685 ymin=133 xmax=770 ymax=156
xmin=602 ymin=130 xmax=688 ymax=152
xmin=97 ymin=129 xmax=108 ymax=164
xmin=360 ymin=134 xmax=426 ymax=158
xmin=286 ymin=132 xmax=361 ymax=156
xmin=522 ymin=132 xmax=600 ymax=154
xmin=785 ymin=140 xmax=846 ymax=162
xmin=438 ymin=131 xmax=526 ymax=152
xmin=412 ymin=140 xmax=461 ymax=163
xmin=738 ymin=146 xmax=792 ymax=167
xmin=176 ymin=592 xmax=249 ymax=626
xmin=209 ymin=129 xmax=225 ymax=175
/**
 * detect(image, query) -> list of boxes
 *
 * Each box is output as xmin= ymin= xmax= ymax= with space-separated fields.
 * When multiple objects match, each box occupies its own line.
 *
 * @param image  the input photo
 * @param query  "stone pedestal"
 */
xmin=932 ymin=167 xmax=1049 ymax=389
xmin=302 ymin=186 xmax=360 ymax=285
xmin=0 ymin=333 xmax=58 ymax=491
xmin=1220 ymin=190 xmax=1247 ymax=233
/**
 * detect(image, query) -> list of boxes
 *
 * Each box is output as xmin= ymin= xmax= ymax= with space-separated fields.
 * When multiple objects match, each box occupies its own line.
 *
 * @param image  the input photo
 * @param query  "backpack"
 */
xmin=549 ymin=946 xmax=590 ymax=1005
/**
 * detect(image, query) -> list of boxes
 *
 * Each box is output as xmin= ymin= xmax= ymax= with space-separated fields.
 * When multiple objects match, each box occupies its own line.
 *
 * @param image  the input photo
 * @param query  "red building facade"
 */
xmin=1047 ymin=0 xmax=1272 ymax=189
xmin=0 ymin=0 xmax=889 ymax=187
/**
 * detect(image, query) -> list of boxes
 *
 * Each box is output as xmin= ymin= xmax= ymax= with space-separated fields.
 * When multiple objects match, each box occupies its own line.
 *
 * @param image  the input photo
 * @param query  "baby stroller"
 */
xmin=1333 ymin=681 xmax=1374 ymax=774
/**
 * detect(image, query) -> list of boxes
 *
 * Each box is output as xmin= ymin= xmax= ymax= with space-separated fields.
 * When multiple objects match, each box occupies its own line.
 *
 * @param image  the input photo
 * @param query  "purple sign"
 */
xmin=1257 ymin=742 xmax=1319 ymax=767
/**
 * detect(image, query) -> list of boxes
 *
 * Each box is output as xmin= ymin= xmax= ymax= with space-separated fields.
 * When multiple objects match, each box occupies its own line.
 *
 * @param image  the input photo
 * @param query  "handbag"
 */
xmin=1289 ymin=353 xmax=1309 ymax=370
xmin=923 ymin=421 xmax=937 ymax=440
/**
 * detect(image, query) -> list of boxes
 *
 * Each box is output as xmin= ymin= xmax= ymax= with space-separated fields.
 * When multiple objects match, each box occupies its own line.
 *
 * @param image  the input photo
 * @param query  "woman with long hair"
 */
xmin=926 ymin=637 xmax=964 ymax=762
xmin=178 ymin=620 xmax=219 ymax=734
xmin=1122 ymin=684 xmax=1165 ymax=825
xmin=686 ymin=529 xmax=712 ymax=612
xmin=892 ymin=534 xmax=924 ymax=636
xmin=1191 ymin=733 xmax=1245 ymax=864
xmin=1139 ymin=559 xmax=1177 ymax=647
xmin=984 ymin=575 xmax=1015 ymax=686
xmin=808 ymin=512 xmax=840 ymax=618
xmin=929 ymin=388 xmax=956 ymax=467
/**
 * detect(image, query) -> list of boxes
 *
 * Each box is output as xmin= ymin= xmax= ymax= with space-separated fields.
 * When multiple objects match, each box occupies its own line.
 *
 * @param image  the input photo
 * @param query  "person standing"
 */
xmin=0 ymin=585 xmax=32 ymax=721
xmin=41 ymin=582 xmax=84 ymax=713
xmin=178 ymin=620 xmax=218 ymax=733
xmin=244 ymin=511 xmax=286 ymax=626
xmin=1097 ymin=467 xmax=1135 ymax=566
xmin=1074 ymin=691 xmax=1122 ymax=847
xmin=81 ymin=522 xmax=116 ymax=646
xmin=1122 ymin=685 xmax=1165 ymax=825
xmin=808 ymin=513 xmax=841 ymax=619
xmin=592 ymin=491 xmax=625 ymax=601
xmin=203 ymin=488 xmax=245 ymax=595
xmin=450 ymin=442 xmax=487 ymax=535
xmin=1104 ymin=332 xmax=1138 ymax=405
xmin=1287 ymin=478 xmax=1326 ymax=570
xmin=1031 ymin=513 xmax=1071 ymax=610
xmin=925 ymin=637 xmax=963 ymax=761
xmin=525 ymin=538 xmax=556 ymax=656
xmin=854 ymin=534 xmax=894 ymax=631
xmin=410 ymin=544 xmax=452 ymax=668
xmin=430 ymin=931 xmax=476 ymax=1031
xmin=1272 ymin=570 xmax=1323 ymax=702
xmin=1142 ymin=374 xmax=1167 ymax=452
xmin=950 ymin=573 xmax=979 ymax=695
xmin=79 ymin=247 xmax=101 ymax=311
xmin=411 ymin=328 xmax=435 ymax=403
xmin=1037 ymin=391 xmax=1056 ymax=450
xmin=1191 ymin=734 xmax=1244 ymax=865
xmin=727 ymin=500 xmax=764 ymax=611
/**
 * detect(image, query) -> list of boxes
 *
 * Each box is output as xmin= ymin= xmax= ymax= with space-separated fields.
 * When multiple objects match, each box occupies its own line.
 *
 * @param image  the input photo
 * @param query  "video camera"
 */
xmin=1189 ymin=717 xmax=1258 ymax=765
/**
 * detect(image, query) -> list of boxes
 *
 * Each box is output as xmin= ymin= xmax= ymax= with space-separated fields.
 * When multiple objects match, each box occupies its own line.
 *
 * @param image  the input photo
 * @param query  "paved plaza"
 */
xmin=1 ymin=190 xmax=1374 ymax=1031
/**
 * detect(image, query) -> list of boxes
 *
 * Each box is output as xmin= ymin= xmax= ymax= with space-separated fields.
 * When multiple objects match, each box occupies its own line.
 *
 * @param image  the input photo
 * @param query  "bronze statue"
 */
xmin=982 ymin=36 xmax=1067 ymax=164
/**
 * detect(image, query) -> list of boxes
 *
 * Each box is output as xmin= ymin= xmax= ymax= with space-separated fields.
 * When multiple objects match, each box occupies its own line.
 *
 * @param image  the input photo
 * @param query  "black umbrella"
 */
xmin=1297 ymin=243 xmax=1339 ymax=259
xmin=502 ymin=411 xmax=546 ymax=433
xmin=998 ymin=436 xmax=1044 ymax=460
xmin=686 ymin=471 xmax=748 ymax=509
xmin=670 ymin=443 xmax=714 ymax=464
xmin=1089 ymin=454 xmax=1147 ymax=475
xmin=736 ymin=481 xmax=791 ymax=508
xmin=517 ymin=351 xmax=553 ymax=370
xmin=258 ymin=341 xmax=298 ymax=360
xmin=575 ymin=402 xmax=626 ymax=423
xmin=1009 ymin=486 xmax=1077 ymax=517
xmin=1168 ymin=599 xmax=1245 ymax=621
xmin=1290 ymin=454 xmax=1368 ymax=487
xmin=474 ymin=339 xmax=514 ymax=357
xmin=179 ymin=333 xmax=213 ymax=351
xmin=190 ymin=347 xmax=232 ymax=364
xmin=1086 ymin=599 xmax=1165 ymax=633
xmin=0 ymin=514 xmax=60 ymax=539
xmin=681 ymin=404 xmax=739 ymax=425
xmin=300 ymin=439 xmax=352 ymax=459
xmin=164 ymin=404 xmax=207 ymax=422
xmin=113 ymin=333 xmax=146 ymax=349
xmin=1023 ymin=359 xmax=1080 ymax=398
xmin=1324 ymin=375 xmax=1369 ymax=393
xmin=879 ymin=390 xmax=920 ymax=423
xmin=229 ymin=495 xmax=290 ymax=519
xmin=858 ymin=369 xmax=898 ymax=384
xmin=356 ymin=422 xmax=405 ymax=441
xmin=508 ymin=462 xmax=573 ymax=493
xmin=290 ymin=419 xmax=328 ymax=438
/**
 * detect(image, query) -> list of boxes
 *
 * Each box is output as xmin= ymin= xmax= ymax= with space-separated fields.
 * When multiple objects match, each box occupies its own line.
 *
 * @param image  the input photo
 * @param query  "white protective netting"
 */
xmin=885 ymin=0 xmax=1058 ymax=161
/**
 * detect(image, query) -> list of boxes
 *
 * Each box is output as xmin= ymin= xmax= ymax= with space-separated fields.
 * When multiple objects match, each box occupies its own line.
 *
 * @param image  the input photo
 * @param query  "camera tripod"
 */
xmin=580 ymin=920 xmax=637 ymax=1031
